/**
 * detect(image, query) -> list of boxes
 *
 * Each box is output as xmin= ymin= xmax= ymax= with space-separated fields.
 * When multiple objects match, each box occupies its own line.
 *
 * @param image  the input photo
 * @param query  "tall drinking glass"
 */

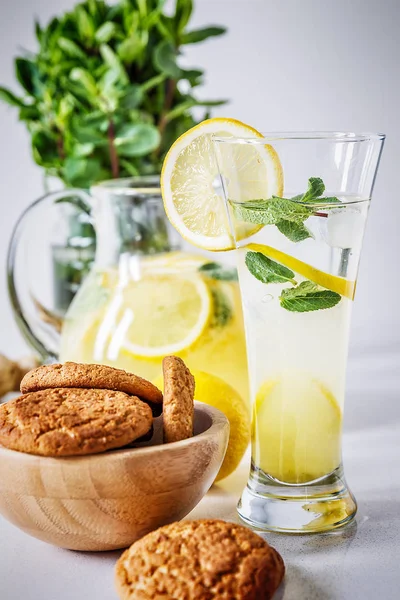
xmin=213 ymin=132 xmax=385 ymax=533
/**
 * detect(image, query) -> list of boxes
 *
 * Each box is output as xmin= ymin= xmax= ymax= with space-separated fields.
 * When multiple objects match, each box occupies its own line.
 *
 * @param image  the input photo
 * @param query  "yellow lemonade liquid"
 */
xmin=236 ymin=237 xmax=355 ymax=485
xmin=60 ymin=251 xmax=249 ymax=403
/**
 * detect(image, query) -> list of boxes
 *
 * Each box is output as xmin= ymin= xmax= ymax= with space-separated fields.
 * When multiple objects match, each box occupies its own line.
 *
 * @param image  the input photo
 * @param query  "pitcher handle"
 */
xmin=7 ymin=189 xmax=93 ymax=362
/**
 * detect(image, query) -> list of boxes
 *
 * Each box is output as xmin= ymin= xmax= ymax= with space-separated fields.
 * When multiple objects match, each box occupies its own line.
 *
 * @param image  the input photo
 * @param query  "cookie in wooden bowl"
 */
xmin=162 ymin=355 xmax=195 ymax=443
xmin=20 ymin=362 xmax=163 ymax=408
xmin=0 ymin=387 xmax=153 ymax=457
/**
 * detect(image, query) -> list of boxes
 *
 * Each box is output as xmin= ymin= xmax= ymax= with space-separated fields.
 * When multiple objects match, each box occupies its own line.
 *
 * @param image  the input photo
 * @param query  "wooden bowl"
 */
xmin=0 ymin=402 xmax=229 ymax=551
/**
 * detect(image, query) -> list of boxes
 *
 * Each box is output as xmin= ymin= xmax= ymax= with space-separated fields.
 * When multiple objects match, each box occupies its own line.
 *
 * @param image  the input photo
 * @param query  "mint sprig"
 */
xmin=244 ymin=249 xmax=342 ymax=313
xmin=199 ymin=262 xmax=238 ymax=281
xmin=231 ymin=177 xmax=341 ymax=243
xmin=210 ymin=288 xmax=233 ymax=327
xmin=232 ymin=197 xmax=310 ymax=225
xmin=245 ymin=251 xmax=297 ymax=285
xmin=280 ymin=281 xmax=341 ymax=312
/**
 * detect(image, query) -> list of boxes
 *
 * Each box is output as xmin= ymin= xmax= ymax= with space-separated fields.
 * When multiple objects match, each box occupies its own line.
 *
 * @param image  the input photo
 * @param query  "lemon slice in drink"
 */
xmin=253 ymin=374 xmax=342 ymax=484
xmin=118 ymin=273 xmax=211 ymax=358
xmin=247 ymin=243 xmax=356 ymax=299
xmin=161 ymin=118 xmax=283 ymax=251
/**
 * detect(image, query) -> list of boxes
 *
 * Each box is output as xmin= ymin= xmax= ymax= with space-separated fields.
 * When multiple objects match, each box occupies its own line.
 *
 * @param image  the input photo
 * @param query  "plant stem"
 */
xmin=56 ymin=136 xmax=66 ymax=161
xmin=108 ymin=118 xmax=119 ymax=178
xmin=157 ymin=78 xmax=176 ymax=146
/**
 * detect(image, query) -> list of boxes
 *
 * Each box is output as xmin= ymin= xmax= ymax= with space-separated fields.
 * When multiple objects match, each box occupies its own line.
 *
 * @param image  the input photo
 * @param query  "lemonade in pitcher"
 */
xmin=59 ymin=179 xmax=249 ymax=403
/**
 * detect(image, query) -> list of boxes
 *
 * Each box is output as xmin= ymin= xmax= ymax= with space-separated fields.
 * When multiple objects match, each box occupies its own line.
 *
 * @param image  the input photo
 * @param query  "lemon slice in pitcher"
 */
xmin=118 ymin=273 xmax=211 ymax=358
xmin=161 ymin=118 xmax=283 ymax=251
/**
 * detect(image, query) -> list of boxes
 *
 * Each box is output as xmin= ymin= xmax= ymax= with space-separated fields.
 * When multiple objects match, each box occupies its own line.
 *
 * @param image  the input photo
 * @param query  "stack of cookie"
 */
xmin=0 ymin=357 xmax=195 ymax=457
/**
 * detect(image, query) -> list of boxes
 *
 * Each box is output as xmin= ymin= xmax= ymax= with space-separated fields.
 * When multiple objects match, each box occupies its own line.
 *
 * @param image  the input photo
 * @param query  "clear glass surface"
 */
xmin=213 ymin=132 xmax=385 ymax=532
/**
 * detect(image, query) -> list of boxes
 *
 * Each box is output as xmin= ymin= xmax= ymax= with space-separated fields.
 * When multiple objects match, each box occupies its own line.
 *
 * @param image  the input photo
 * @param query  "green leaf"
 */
xmin=181 ymin=68 xmax=203 ymax=86
xmin=115 ymin=123 xmax=161 ymax=157
xmin=118 ymin=35 xmax=146 ymax=63
xmin=175 ymin=0 xmax=193 ymax=33
xmin=280 ymin=281 xmax=342 ymax=312
xmin=141 ymin=73 xmax=167 ymax=92
xmin=95 ymin=22 xmax=117 ymax=44
xmin=120 ymin=158 xmax=140 ymax=177
xmin=98 ymin=68 xmax=121 ymax=95
xmin=58 ymin=37 xmax=86 ymax=59
xmin=120 ymin=85 xmax=143 ymax=110
xmin=82 ymin=111 xmax=108 ymax=131
xmin=35 ymin=20 xmax=42 ymax=42
xmin=63 ymin=157 xmax=102 ymax=187
xmin=75 ymin=6 xmax=95 ymax=42
xmin=136 ymin=0 xmax=148 ymax=18
xmin=59 ymin=95 xmax=75 ymax=119
xmin=301 ymin=196 xmax=341 ymax=206
xmin=15 ymin=58 xmax=38 ymax=95
xmin=19 ymin=105 xmax=41 ymax=121
xmin=100 ymin=44 xmax=128 ymax=84
xmin=70 ymin=68 xmax=98 ymax=97
xmin=181 ymin=26 xmax=226 ymax=44
xmin=55 ymin=195 xmax=92 ymax=215
xmin=164 ymin=100 xmax=194 ymax=123
xmin=72 ymin=124 xmax=106 ymax=145
xmin=156 ymin=16 xmax=175 ymax=41
xmin=153 ymin=40 xmax=181 ymax=79
xmin=199 ymin=262 xmax=238 ymax=281
xmin=31 ymin=130 xmax=59 ymax=167
xmin=276 ymin=220 xmax=312 ymax=242
xmin=88 ymin=0 xmax=102 ymax=17
xmin=106 ymin=4 xmax=122 ymax=21
xmin=193 ymin=98 xmax=227 ymax=107
xmin=245 ymin=251 xmax=296 ymax=285
xmin=72 ymin=142 xmax=95 ymax=157
xmin=210 ymin=288 xmax=232 ymax=327
xmin=301 ymin=177 xmax=325 ymax=202
xmin=231 ymin=197 xmax=311 ymax=226
xmin=0 ymin=86 xmax=24 ymax=107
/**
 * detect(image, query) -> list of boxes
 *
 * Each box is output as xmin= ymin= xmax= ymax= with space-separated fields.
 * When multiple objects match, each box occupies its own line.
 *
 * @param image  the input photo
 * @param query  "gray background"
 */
xmin=0 ymin=0 xmax=399 ymax=363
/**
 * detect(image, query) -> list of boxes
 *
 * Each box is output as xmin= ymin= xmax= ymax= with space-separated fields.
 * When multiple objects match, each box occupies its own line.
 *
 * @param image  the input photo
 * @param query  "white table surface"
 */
xmin=1 ymin=353 xmax=399 ymax=599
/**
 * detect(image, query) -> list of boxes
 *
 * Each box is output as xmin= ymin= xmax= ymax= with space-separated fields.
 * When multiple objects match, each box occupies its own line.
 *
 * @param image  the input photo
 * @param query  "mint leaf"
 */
xmin=245 ymin=251 xmax=296 ymax=285
xmin=302 ymin=196 xmax=341 ymax=205
xmin=280 ymin=281 xmax=341 ymax=312
xmin=231 ymin=197 xmax=311 ymax=225
xmin=199 ymin=262 xmax=238 ymax=281
xmin=210 ymin=288 xmax=232 ymax=327
xmin=276 ymin=220 xmax=312 ymax=242
xmin=301 ymin=177 xmax=325 ymax=201
xmin=231 ymin=177 xmax=342 ymax=244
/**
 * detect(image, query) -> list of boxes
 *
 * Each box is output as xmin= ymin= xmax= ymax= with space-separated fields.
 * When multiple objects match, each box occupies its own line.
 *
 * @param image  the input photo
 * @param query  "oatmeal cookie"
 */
xmin=115 ymin=519 xmax=284 ymax=599
xmin=0 ymin=388 xmax=152 ymax=457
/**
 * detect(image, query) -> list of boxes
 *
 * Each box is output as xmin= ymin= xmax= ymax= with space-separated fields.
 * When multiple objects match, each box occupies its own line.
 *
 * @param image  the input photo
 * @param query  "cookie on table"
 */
xmin=115 ymin=519 xmax=285 ymax=600
xmin=0 ymin=388 xmax=153 ymax=457
xmin=20 ymin=362 xmax=163 ymax=407
xmin=162 ymin=356 xmax=195 ymax=443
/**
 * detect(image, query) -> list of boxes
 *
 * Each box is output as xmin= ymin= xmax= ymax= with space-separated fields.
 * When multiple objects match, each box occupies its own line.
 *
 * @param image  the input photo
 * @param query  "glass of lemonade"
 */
xmin=213 ymin=132 xmax=385 ymax=532
xmin=59 ymin=178 xmax=249 ymax=402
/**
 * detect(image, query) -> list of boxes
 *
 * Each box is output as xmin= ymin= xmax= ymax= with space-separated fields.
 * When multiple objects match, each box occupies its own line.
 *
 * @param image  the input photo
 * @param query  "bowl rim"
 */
xmin=0 ymin=401 xmax=229 ymax=464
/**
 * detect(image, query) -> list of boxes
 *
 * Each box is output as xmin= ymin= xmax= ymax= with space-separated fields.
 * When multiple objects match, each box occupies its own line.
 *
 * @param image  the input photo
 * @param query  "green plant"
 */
xmin=0 ymin=0 xmax=226 ymax=187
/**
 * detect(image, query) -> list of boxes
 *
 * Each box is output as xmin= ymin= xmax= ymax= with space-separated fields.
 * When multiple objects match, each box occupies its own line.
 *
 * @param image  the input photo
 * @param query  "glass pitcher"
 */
xmin=8 ymin=177 xmax=249 ymax=401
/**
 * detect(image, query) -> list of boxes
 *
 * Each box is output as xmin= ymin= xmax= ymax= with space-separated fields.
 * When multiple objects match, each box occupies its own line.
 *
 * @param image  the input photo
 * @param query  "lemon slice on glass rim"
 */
xmin=161 ymin=118 xmax=283 ymax=251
